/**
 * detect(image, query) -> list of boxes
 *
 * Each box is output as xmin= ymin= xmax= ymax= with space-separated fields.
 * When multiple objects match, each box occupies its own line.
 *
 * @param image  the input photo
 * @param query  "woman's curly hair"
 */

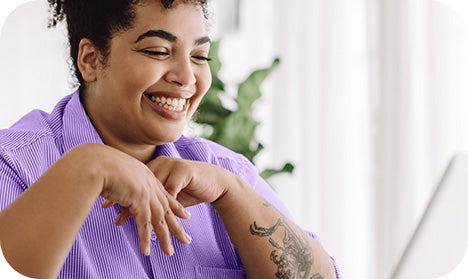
xmin=47 ymin=0 xmax=209 ymax=89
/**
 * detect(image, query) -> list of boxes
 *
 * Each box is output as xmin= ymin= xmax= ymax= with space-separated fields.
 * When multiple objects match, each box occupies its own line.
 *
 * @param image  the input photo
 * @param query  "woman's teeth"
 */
xmin=147 ymin=95 xmax=186 ymax=111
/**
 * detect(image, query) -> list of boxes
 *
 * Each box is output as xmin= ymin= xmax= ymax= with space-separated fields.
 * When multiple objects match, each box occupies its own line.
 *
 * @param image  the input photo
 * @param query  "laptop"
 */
xmin=390 ymin=152 xmax=468 ymax=278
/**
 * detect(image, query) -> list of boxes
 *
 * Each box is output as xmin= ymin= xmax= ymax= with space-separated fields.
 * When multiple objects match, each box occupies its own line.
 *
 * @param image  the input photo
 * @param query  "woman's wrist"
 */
xmin=66 ymin=144 xmax=110 ymax=195
xmin=211 ymin=174 xmax=249 ymax=211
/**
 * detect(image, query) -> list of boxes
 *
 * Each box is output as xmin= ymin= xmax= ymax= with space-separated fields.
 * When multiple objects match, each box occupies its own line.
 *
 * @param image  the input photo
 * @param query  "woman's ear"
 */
xmin=77 ymin=38 xmax=99 ymax=82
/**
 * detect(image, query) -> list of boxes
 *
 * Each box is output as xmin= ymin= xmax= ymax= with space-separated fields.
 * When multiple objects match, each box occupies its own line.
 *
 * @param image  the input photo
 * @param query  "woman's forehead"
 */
xmin=132 ymin=2 xmax=207 ymax=31
xmin=120 ymin=1 xmax=209 ymax=44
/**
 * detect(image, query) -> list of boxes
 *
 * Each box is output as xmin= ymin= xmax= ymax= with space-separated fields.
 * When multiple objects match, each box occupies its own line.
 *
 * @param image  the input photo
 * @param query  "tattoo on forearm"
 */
xmin=250 ymin=217 xmax=323 ymax=279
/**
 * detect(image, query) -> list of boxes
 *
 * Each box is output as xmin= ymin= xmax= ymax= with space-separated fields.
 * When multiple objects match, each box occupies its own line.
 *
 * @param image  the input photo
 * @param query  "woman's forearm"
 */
xmin=212 ymin=176 xmax=336 ymax=279
xmin=0 ymin=143 xmax=192 ymax=278
xmin=0 ymin=144 xmax=104 ymax=278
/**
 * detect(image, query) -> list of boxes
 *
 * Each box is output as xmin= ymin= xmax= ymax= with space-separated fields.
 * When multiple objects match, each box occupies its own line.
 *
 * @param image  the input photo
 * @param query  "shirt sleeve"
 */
xmin=0 ymin=150 xmax=26 ymax=212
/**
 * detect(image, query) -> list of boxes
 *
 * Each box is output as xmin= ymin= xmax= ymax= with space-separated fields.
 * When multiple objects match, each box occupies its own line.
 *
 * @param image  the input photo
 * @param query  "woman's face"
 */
xmin=83 ymin=1 xmax=211 ymax=150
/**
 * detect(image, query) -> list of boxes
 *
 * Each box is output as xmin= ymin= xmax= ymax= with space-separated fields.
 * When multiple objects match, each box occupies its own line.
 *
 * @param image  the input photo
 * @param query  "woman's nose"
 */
xmin=164 ymin=57 xmax=196 ymax=87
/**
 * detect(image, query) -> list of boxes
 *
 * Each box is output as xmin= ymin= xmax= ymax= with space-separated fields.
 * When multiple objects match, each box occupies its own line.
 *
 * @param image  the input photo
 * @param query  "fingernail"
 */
xmin=145 ymin=247 xmax=151 ymax=256
xmin=115 ymin=213 xmax=122 ymax=225
xmin=102 ymin=199 xmax=112 ymax=208
xmin=185 ymin=209 xmax=191 ymax=218
xmin=185 ymin=233 xmax=192 ymax=243
xmin=167 ymin=245 xmax=174 ymax=256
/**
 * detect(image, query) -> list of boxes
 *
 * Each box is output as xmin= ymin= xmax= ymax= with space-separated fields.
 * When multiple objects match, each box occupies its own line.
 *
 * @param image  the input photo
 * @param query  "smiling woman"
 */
xmin=0 ymin=0 xmax=338 ymax=278
xmin=73 ymin=2 xmax=213 ymax=159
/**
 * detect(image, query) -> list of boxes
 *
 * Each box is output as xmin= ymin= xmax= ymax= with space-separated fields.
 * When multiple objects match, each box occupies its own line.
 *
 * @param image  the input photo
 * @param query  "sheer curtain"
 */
xmin=221 ymin=0 xmax=468 ymax=278
xmin=215 ymin=1 xmax=375 ymax=277
xmin=2 ymin=1 xmax=468 ymax=278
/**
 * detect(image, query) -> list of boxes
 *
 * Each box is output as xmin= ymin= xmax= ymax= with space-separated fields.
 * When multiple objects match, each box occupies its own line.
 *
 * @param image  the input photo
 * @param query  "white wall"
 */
xmin=0 ymin=0 xmax=70 ymax=128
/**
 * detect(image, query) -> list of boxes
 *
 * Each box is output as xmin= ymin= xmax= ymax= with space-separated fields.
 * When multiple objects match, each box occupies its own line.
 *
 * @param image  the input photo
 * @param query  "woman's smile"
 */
xmin=145 ymin=94 xmax=187 ymax=112
xmin=143 ymin=92 xmax=190 ymax=121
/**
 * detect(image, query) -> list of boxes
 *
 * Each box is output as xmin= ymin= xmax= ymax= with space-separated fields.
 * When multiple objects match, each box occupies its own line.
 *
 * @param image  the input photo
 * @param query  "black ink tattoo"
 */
xmin=250 ymin=217 xmax=322 ymax=279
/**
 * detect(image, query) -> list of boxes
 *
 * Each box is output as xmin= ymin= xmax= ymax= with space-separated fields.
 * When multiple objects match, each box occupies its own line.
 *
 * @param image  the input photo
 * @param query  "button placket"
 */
xmin=150 ymin=231 xmax=157 ymax=243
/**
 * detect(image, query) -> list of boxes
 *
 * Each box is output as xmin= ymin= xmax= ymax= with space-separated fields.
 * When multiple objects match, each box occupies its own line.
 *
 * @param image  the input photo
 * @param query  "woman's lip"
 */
xmin=143 ymin=94 xmax=188 ymax=120
xmin=144 ymin=93 xmax=187 ymax=111
xmin=144 ymin=91 xmax=193 ymax=100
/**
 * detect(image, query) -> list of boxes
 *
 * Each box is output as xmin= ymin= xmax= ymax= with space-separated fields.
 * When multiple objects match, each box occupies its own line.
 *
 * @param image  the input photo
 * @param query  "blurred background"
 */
xmin=2 ymin=0 xmax=468 ymax=278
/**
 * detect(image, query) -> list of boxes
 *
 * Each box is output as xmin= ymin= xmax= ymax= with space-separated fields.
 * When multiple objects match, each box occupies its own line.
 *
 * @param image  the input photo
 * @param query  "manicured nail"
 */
xmin=185 ymin=209 xmax=191 ymax=218
xmin=145 ymin=247 xmax=151 ymax=256
xmin=185 ymin=233 xmax=192 ymax=243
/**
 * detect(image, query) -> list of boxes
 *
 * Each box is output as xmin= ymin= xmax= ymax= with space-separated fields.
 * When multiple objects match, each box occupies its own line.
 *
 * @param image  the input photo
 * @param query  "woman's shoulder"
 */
xmin=174 ymin=135 xmax=246 ymax=160
xmin=0 ymin=110 xmax=55 ymax=151
xmin=0 ymin=94 xmax=73 ymax=152
xmin=172 ymin=136 xmax=258 ymax=178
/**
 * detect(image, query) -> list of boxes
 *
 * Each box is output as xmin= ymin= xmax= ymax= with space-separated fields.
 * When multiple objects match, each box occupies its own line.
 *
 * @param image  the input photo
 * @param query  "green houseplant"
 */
xmin=194 ymin=41 xmax=294 ymax=180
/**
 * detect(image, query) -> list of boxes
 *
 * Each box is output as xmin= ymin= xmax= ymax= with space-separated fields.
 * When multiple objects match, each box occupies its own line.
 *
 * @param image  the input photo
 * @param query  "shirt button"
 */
xmin=150 ymin=231 xmax=157 ymax=243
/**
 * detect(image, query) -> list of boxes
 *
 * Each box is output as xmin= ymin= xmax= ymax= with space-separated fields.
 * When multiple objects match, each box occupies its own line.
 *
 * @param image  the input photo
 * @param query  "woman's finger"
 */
xmin=101 ymin=199 xmax=116 ymax=208
xmin=149 ymin=195 xmax=175 ymax=256
xmin=133 ymin=204 xmax=153 ymax=256
xmin=166 ymin=191 xmax=191 ymax=219
xmin=148 ymin=157 xmax=186 ymax=197
xmin=115 ymin=207 xmax=133 ymax=226
xmin=165 ymin=208 xmax=192 ymax=245
xmin=163 ymin=193 xmax=192 ymax=244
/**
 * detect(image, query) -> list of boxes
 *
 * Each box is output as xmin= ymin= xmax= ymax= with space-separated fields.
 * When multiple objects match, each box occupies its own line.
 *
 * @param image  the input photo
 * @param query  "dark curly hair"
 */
xmin=48 ymin=0 xmax=209 ymax=90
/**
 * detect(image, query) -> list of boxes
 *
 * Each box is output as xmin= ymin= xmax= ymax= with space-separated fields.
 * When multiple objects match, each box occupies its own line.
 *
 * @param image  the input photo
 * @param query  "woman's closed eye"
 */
xmin=191 ymin=55 xmax=211 ymax=64
xmin=138 ymin=50 xmax=210 ymax=64
xmin=139 ymin=49 xmax=170 ymax=59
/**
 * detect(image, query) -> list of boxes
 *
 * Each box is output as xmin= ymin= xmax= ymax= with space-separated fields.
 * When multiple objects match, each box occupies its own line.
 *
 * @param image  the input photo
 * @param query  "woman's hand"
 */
xmin=95 ymin=146 xmax=192 ymax=256
xmin=146 ymin=156 xmax=232 ymax=207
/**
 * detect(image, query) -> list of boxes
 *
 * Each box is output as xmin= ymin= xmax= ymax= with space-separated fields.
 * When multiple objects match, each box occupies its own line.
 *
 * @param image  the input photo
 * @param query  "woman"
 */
xmin=0 ymin=0 xmax=339 ymax=278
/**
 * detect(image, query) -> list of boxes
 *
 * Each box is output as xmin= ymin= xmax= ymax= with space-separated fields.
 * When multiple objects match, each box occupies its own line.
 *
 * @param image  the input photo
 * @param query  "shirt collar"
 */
xmin=154 ymin=141 xmax=181 ymax=159
xmin=61 ymin=91 xmax=104 ymax=154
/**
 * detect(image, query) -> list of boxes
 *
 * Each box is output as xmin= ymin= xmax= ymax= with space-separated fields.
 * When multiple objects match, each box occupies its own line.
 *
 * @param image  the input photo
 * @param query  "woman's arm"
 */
xmin=0 ymin=144 xmax=103 ymax=278
xmin=0 ymin=144 xmax=190 ymax=278
xmin=212 ymin=175 xmax=336 ymax=279
xmin=148 ymin=156 xmax=337 ymax=279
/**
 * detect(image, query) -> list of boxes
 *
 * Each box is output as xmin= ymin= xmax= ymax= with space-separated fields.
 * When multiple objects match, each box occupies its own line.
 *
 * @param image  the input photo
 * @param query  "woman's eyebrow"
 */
xmin=195 ymin=36 xmax=211 ymax=46
xmin=134 ymin=29 xmax=211 ymax=46
xmin=134 ymin=30 xmax=177 ymax=43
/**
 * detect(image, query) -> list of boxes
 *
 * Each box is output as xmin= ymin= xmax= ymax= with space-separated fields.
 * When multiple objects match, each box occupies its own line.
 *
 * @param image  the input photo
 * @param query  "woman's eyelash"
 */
xmin=141 ymin=50 xmax=168 ymax=56
xmin=140 ymin=50 xmax=211 ymax=62
xmin=192 ymin=56 xmax=212 ymax=61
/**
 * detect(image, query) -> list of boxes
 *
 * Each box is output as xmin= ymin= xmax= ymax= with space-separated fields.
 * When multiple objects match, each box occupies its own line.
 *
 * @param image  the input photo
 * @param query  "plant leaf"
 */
xmin=210 ymin=111 xmax=259 ymax=158
xmin=208 ymin=41 xmax=222 ymax=75
xmin=260 ymin=162 xmax=295 ymax=180
xmin=237 ymin=58 xmax=280 ymax=110
xmin=195 ymin=41 xmax=231 ymax=126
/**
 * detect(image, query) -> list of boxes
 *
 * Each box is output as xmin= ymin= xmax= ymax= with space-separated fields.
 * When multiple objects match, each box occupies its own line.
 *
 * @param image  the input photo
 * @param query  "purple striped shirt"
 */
xmin=0 ymin=92 xmax=339 ymax=278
